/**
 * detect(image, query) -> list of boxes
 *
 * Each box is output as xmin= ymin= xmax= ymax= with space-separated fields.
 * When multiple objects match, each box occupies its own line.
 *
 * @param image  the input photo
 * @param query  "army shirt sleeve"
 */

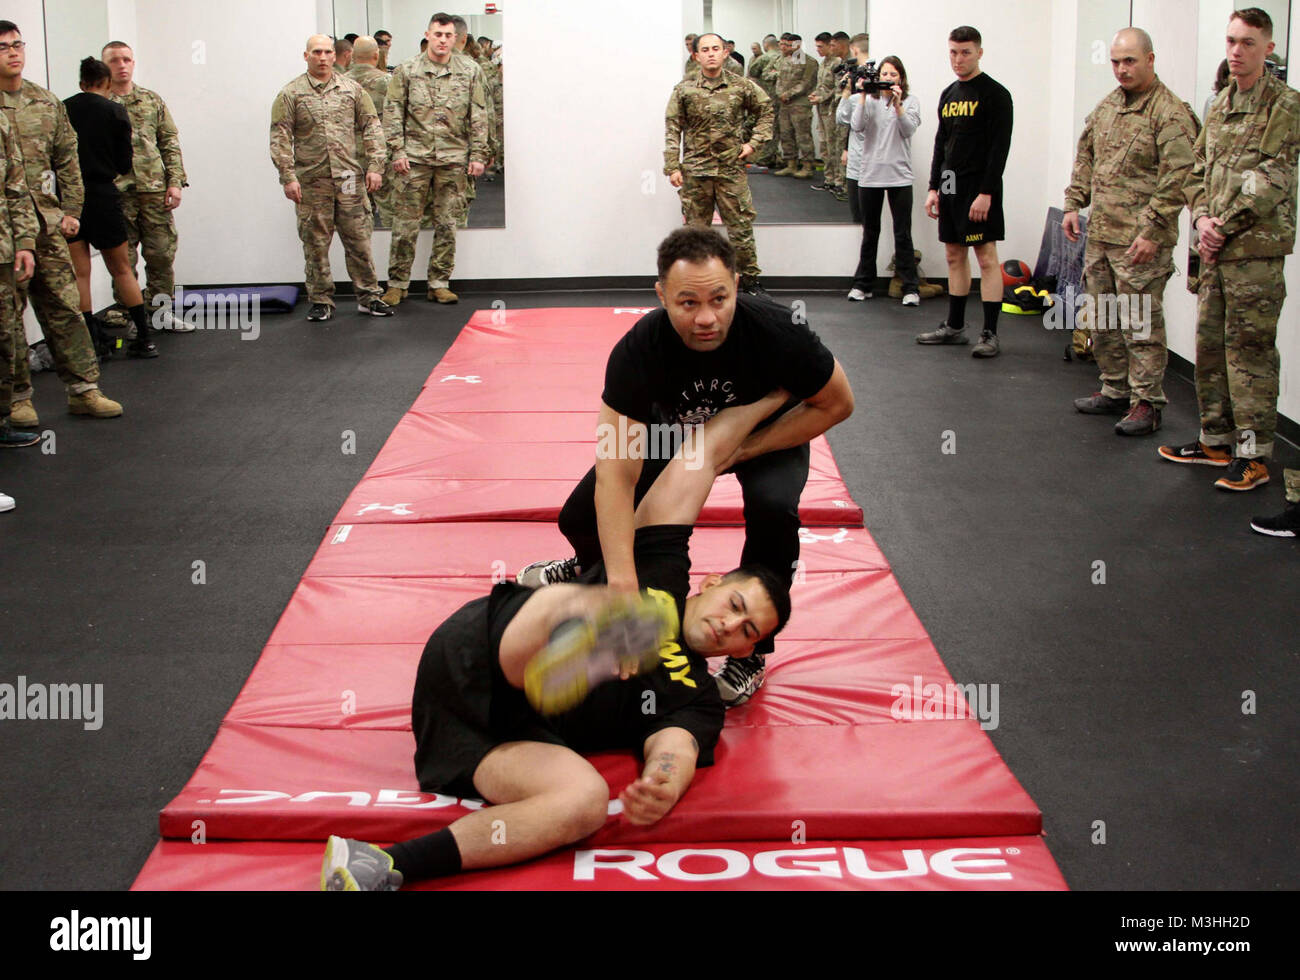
xmin=747 ymin=80 xmax=774 ymax=150
xmin=269 ymin=88 xmax=298 ymax=184
xmin=384 ymin=66 xmax=409 ymax=164
xmin=1185 ymin=118 xmax=1209 ymax=223
xmin=1217 ymin=93 xmax=1300 ymax=238
xmin=798 ymin=58 xmax=818 ymax=98
xmin=51 ymin=99 xmax=83 ymax=221
xmin=4 ymin=118 xmax=37 ymax=252
xmin=156 ymin=96 xmax=187 ymax=189
xmin=1063 ymin=109 xmax=1096 ymax=213
xmin=468 ymin=63 xmax=488 ymax=164
xmin=355 ymin=89 xmax=385 ymax=175
xmin=664 ymin=84 xmax=685 ymax=174
xmin=1138 ymin=104 xmax=1198 ymax=242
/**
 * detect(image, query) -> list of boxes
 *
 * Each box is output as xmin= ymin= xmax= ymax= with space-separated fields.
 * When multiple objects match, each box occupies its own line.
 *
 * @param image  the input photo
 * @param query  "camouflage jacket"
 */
xmin=1187 ymin=70 xmax=1300 ymax=259
xmin=749 ymin=50 xmax=779 ymax=92
xmin=384 ymin=53 xmax=488 ymax=167
xmin=347 ymin=64 xmax=390 ymax=120
xmin=0 ymin=110 xmax=38 ymax=262
xmin=109 ymin=84 xmax=187 ymax=193
xmin=1063 ymin=78 xmax=1198 ymax=246
xmin=813 ymin=55 xmax=842 ymax=104
xmin=775 ymin=53 xmax=818 ymax=103
xmin=2 ymin=80 xmax=84 ymax=232
xmin=457 ymin=51 xmax=498 ymax=158
xmin=270 ymin=72 xmax=385 ymax=185
xmin=665 ymin=71 xmax=773 ymax=176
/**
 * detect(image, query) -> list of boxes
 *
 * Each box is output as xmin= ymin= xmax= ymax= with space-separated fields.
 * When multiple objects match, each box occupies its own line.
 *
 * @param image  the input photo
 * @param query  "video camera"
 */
xmin=834 ymin=58 xmax=894 ymax=93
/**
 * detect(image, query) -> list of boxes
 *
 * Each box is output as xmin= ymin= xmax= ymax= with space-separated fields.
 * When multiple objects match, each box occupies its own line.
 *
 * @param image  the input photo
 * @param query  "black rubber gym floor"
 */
xmin=1 ymin=286 xmax=1296 ymax=890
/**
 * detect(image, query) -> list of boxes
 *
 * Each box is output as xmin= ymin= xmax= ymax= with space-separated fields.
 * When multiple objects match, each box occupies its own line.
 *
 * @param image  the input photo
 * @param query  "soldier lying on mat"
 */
xmin=320 ymin=388 xmax=794 ymax=890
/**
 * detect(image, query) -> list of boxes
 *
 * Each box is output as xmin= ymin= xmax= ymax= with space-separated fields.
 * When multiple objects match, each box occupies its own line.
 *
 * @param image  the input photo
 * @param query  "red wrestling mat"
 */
xmin=133 ymin=306 xmax=1065 ymax=890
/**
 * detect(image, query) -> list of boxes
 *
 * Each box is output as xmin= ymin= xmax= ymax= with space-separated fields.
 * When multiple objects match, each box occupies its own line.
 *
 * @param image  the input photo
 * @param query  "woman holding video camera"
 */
xmin=842 ymin=55 xmax=921 ymax=306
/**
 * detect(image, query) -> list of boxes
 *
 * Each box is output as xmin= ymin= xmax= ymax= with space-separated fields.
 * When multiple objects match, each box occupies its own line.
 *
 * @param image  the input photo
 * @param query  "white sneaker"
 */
xmin=155 ymin=308 xmax=195 ymax=332
xmin=0 ymin=490 xmax=14 ymax=512
xmin=902 ymin=292 xmax=920 ymax=307
xmin=847 ymin=288 xmax=871 ymax=301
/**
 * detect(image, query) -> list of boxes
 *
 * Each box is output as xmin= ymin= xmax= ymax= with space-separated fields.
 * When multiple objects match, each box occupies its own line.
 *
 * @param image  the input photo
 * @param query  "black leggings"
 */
xmin=852 ymin=185 xmax=918 ymax=293
xmin=557 ymin=444 xmax=811 ymax=654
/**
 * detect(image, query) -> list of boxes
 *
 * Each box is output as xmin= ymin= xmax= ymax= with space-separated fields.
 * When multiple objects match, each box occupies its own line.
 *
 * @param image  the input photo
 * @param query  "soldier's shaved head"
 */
xmin=1113 ymin=27 xmax=1153 ymax=54
xmin=353 ymin=36 xmax=379 ymax=63
xmin=306 ymin=34 xmax=333 ymax=54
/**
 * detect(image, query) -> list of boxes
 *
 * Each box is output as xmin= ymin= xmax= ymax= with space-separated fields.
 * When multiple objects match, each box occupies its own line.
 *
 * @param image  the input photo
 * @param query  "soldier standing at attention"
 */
xmin=270 ymin=34 xmax=392 ymax=322
xmin=1063 ymin=28 xmax=1198 ymax=437
xmin=666 ymin=32 xmax=774 ymax=299
xmin=684 ymin=34 xmax=700 ymax=79
xmin=0 ymin=20 xmax=122 ymax=425
xmin=773 ymin=34 xmax=818 ymax=179
xmin=102 ymin=41 xmax=191 ymax=333
xmin=749 ymin=36 xmax=781 ymax=168
xmin=348 ymin=36 xmax=393 ymax=225
xmin=808 ymin=32 xmax=845 ymax=199
xmin=1159 ymin=7 xmax=1300 ymax=508
xmin=0 ymin=103 xmax=40 ymax=491
xmin=381 ymin=12 xmax=487 ymax=307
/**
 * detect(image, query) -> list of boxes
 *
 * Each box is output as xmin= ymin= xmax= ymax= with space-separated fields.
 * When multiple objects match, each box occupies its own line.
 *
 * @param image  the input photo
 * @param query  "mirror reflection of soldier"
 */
xmin=270 ymin=34 xmax=392 ymax=321
xmin=347 ymin=36 xmax=392 ymax=226
xmin=665 ymin=33 xmax=774 ymax=298
xmin=773 ymin=34 xmax=818 ymax=179
xmin=0 ymin=105 xmax=39 ymax=462
xmin=809 ymin=32 xmax=844 ymax=198
xmin=748 ymin=35 xmax=781 ymax=167
xmin=381 ymin=13 xmax=488 ymax=306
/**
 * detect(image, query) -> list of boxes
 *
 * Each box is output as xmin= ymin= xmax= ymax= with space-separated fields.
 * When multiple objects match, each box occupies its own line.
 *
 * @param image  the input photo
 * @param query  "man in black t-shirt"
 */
xmin=918 ymin=25 xmax=1013 ymax=358
xmin=320 ymin=389 xmax=793 ymax=890
xmin=518 ymin=227 xmax=854 ymax=708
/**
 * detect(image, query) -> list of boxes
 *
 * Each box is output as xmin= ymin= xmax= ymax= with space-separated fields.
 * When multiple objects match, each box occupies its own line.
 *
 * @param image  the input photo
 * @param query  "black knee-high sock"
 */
xmin=982 ymin=300 xmax=1000 ymax=335
xmin=82 ymin=311 xmax=96 ymax=330
xmin=385 ymin=827 xmax=462 ymax=881
xmin=947 ymin=292 xmax=968 ymax=328
xmin=127 ymin=303 xmax=151 ymax=341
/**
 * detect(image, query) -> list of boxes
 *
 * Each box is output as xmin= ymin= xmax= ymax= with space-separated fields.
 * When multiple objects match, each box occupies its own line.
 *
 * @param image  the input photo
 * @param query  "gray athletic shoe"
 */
xmin=321 ymin=836 xmax=403 ymax=891
xmin=916 ymin=321 xmax=969 ymax=345
xmin=972 ymin=330 xmax=1001 ymax=358
xmin=516 ymin=556 xmax=580 ymax=588
xmin=714 ymin=653 xmax=766 ymax=707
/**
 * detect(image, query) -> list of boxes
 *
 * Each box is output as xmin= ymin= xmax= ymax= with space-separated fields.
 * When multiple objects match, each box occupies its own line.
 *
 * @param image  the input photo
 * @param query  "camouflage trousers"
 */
xmin=0 ymin=266 xmax=15 ymax=418
xmin=1285 ymin=468 xmax=1299 ymax=503
xmin=679 ymin=172 xmax=760 ymax=279
xmin=818 ymin=105 xmax=844 ymax=186
xmin=113 ymin=191 xmax=178 ymax=309
xmin=757 ymin=88 xmax=781 ymax=165
xmin=12 ymin=229 xmax=99 ymax=398
xmin=778 ymin=101 xmax=815 ymax=161
xmin=295 ymin=176 xmax=381 ymax=307
xmin=387 ymin=162 xmax=467 ymax=290
xmin=1083 ymin=240 xmax=1173 ymax=408
xmin=1195 ymin=256 xmax=1284 ymax=459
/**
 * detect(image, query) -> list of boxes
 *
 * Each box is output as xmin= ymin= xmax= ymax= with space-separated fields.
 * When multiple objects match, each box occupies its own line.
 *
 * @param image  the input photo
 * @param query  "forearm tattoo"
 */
xmin=655 ymin=752 xmax=678 ymax=778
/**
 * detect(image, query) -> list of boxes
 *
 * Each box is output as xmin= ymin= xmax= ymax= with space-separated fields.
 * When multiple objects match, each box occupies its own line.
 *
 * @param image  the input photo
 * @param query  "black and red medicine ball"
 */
xmin=1002 ymin=260 xmax=1032 ymax=288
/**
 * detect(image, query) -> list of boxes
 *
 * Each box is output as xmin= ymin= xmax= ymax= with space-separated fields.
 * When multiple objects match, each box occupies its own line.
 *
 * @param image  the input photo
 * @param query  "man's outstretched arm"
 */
xmin=594 ymin=401 xmax=646 ymax=594
xmin=620 ymin=727 xmax=700 ymax=825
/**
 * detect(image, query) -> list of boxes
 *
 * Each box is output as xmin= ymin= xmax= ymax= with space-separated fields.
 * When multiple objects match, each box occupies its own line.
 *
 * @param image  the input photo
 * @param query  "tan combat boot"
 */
xmin=381 ymin=286 xmax=407 ymax=306
xmin=68 ymin=388 xmax=123 ymax=418
xmin=793 ymin=161 xmax=814 ymax=178
xmin=9 ymin=398 xmax=38 ymax=427
xmin=428 ymin=287 xmax=459 ymax=304
xmin=773 ymin=159 xmax=797 ymax=176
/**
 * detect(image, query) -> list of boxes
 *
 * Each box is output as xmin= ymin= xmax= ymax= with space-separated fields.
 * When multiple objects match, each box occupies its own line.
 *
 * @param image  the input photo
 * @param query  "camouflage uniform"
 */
xmin=1 ymin=81 xmax=99 ymax=399
xmin=685 ymin=56 xmax=700 ymax=79
xmin=775 ymin=52 xmax=818 ymax=163
xmin=490 ymin=57 xmax=503 ymax=169
xmin=383 ymin=53 xmax=488 ymax=291
xmin=270 ymin=72 xmax=386 ymax=308
xmin=0 ymin=111 xmax=38 ymax=420
xmin=748 ymin=49 xmax=781 ymax=165
xmin=347 ymin=63 xmax=393 ymax=224
xmin=1064 ymin=77 xmax=1198 ymax=409
xmin=109 ymin=85 xmax=186 ymax=310
xmin=665 ymin=71 xmax=773 ymax=280
xmin=1186 ymin=70 xmax=1300 ymax=460
xmin=813 ymin=54 xmax=843 ymax=186
xmin=1285 ymin=468 xmax=1300 ymax=503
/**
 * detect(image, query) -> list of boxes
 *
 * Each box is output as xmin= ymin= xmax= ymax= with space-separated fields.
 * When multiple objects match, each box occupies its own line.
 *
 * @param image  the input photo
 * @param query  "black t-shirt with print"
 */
xmin=601 ymin=293 xmax=836 ymax=428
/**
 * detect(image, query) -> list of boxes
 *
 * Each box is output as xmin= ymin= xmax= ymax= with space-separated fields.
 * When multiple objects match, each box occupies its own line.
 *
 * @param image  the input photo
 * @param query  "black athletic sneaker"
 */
xmin=0 ymin=422 xmax=39 ymax=448
xmin=739 ymin=278 xmax=773 ymax=301
xmin=307 ymin=303 xmax=334 ymax=321
xmin=358 ymin=298 xmax=395 ymax=317
xmin=1250 ymin=501 xmax=1300 ymax=537
xmin=516 ymin=556 xmax=580 ymax=588
xmin=714 ymin=653 xmax=766 ymax=707
xmin=126 ymin=338 xmax=159 ymax=359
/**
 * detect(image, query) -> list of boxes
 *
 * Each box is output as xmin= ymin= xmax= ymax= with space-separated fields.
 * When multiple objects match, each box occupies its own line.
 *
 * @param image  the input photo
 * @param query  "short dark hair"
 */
xmin=656 ymin=227 xmax=736 ymax=281
xmin=419 ymin=38 xmax=428 ymax=51
xmin=833 ymin=31 xmax=851 ymax=42
xmin=343 ymin=33 xmax=359 ymax=43
xmin=450 ymin=15 xmax=468 ymax=37
xmin=102 ymin=40 xmax=131 ymax=55
xmin=334 ymin=38 xmax=352 ymax=53
xmin=1230 ymin=7 xmax=1274 ymax=36
xmin=721 ymin=566 xmax=793 ymax=639
xmin=429 ymin=13 xmax=454 ymax=27
xmin=79 ymin=57 xmax=111 ymax=87
xmin=693 ymin=32 xmax=724 ymax=52
xmin=949 ymin=25 xmax=982 ymax=45
xmin=789 ymin=33 xmax=802 ymax=42
xmin=780 ymin=33 xmax=792 ymax=41
xmin=815 ymin=32 xmax=833 ymax=43
xmin=0 ymin=20 xmax=19 ymax=37
xmin=374 ymin=30 xmax=391 ymax=41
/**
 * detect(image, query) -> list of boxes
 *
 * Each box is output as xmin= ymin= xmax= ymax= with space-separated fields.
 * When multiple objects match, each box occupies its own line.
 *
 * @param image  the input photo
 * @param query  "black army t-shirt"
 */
xmin=602 ymin=294 xmax=836 ymax=428
xmin=927 ymin=72 xmax=1013 ymax=194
